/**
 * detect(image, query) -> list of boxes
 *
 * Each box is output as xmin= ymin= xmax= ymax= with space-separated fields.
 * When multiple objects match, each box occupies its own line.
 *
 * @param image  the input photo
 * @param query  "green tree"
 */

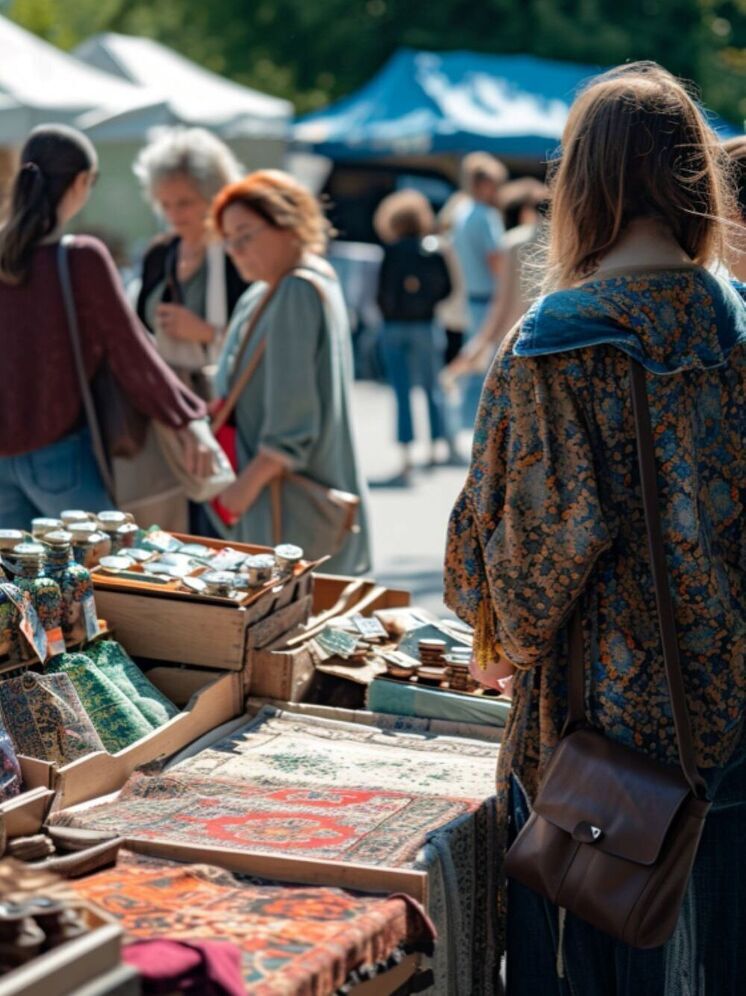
xmin=5 ymin=0 xmax=745 ymax=122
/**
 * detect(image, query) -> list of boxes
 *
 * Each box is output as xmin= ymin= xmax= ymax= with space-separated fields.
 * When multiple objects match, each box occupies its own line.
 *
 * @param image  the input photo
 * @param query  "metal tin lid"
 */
xmin=43 ymin=530 xmax=73 ymax=548
xmin=0 ymin=529 xmax=25 ymax=551
xmin=98 ymin=554 xmax=135 ymax=572
xmin=60 ymin=510 xmax=94 ymax=525
xmin=13 ymin=542 xmax=46 ymax=561
xmin=68 ymin=522 xmax=99 ymax=542
xmin=31 ymin=518 xmax=63 ymax=536
xmin=274 ymin=544 xmax=303 ymax=563
xmin=245 ymin=554 xmax=276 ymax=571
xmin=97 ymin=511 xmax=128 ymax=530
xmin=201 ymin=570 xmax=237 ymax=595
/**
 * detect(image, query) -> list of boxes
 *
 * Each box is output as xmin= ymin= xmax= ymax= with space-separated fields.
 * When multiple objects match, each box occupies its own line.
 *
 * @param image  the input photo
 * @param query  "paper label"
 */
xmin=45 ymin=625 xmax=67 ymax=658
xmin=314 ymin=627 xmax=360 ymax=660
xmin=83 ymin=593 xmax=100 ymax=642
xmin=1 ymin=583 xmax=48 ymax=663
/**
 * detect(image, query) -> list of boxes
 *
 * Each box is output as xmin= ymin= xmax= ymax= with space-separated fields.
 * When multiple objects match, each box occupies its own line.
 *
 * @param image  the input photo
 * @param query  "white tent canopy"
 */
xmin=0 ymin=15 xmax=169 ymax=144
xmin=74 ymin=32 xmax=292 ymax=140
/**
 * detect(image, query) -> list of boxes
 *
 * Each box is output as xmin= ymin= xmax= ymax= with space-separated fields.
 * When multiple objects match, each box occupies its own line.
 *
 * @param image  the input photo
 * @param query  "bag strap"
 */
xmin=57 ymin=236 xmax=116 ymax=503
xmin=211 ymin=283 xmax=280 ymax=434
xmin=567 ymin=355 xmax=706 ymax=798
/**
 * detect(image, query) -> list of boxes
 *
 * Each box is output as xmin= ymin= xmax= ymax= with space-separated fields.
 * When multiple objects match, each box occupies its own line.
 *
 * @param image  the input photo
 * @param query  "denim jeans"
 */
xmin=380 ymin=320 xmax=448 ymax=445
xmin=0 ymin=427 xmax=110 ymax=527
xmin=506 ymin=733 xmax=746 ymax=996
xmin=461 ymin=298 xmax=490 ymax=429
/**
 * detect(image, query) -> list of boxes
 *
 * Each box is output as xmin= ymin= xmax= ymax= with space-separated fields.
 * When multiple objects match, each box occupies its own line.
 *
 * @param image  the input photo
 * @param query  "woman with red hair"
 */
xmin=207 ymin=170 xmax=370 ymax=574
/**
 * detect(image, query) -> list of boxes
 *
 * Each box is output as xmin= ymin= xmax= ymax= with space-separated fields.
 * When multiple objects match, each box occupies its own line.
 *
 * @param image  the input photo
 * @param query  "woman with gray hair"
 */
xmin=134 ymin=127 xmax=247 ymax=399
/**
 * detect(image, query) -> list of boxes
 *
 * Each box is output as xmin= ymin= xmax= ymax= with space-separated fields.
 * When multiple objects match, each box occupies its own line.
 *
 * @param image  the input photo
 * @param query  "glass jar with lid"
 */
xmin=31 ymin=518 xmax=63 ymax=541
xmin=43 ymin=531 xmax=99 ymax=645
xmin=12 ymin=542 xmax=65 ymax=659
xmin=97 ymin=511 xmax=135 ymax=555
xmin=0 ymin=530 xmax=25 ymax=580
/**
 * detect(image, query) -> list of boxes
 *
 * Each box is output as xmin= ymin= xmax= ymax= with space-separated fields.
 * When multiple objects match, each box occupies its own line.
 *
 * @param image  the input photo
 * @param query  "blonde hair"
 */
xmin=213 ymin=169 xmax=330 ymax=254
xmin=134 ymin=127 xmax=242 ymax=204
xmin=460 ymin=152 xmax=508 ymax=195
xmin=373 ymin=189 xmax=435 ymax=242
xmin=544 ymin=62 xmax=737 ymax=291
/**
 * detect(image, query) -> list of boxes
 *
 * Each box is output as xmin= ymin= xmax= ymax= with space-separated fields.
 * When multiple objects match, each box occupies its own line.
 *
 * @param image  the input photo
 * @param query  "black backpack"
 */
xmin=377 ymin=237 xmax=452 ymax=322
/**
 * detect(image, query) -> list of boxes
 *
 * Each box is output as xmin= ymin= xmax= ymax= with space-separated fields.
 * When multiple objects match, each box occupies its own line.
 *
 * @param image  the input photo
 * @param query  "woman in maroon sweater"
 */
xmin=0 ymin=124 xmax=211 ymax=526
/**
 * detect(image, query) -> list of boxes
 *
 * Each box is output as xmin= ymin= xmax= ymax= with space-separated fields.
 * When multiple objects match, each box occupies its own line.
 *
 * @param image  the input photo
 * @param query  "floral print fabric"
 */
xmin=0 ymin=720 xmax=22 ymax=801
xmin=70 ymin=851 xmax=434 ymax=996
xmin=445 ymin=267 xmax=745 ymax=802
xmin=0 ymin=671 xmax=104 ymax=764
xmin=45 ymin=653 xmax=154 ymax=752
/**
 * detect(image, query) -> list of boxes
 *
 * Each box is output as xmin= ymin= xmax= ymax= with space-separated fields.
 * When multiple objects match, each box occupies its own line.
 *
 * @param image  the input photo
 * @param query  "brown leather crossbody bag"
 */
xmin=504 ymin=355 xmax=711 ymax=949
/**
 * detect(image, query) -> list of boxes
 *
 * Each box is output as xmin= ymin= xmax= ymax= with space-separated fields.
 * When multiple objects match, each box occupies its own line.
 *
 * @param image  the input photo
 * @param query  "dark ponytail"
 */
xmin=0 ymin=124 xmax=97 ymax=285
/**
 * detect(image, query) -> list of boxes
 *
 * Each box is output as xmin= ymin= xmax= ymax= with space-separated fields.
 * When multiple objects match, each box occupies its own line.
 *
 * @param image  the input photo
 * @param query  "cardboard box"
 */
xmin=249 ymin=582 xmax=410 ymax=701
xmin=0 ymin=902 xmax=122 ymax=996
xmin=52 ymin=669 xmax=243 ymax=811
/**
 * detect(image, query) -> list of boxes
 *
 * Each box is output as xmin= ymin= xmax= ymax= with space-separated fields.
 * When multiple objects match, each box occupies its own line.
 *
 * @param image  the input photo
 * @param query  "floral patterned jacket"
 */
xmin=445 ymin=267 xmax=745 ymax=808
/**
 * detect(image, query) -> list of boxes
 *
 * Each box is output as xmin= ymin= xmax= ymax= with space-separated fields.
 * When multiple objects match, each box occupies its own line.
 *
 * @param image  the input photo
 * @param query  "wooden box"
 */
xmin=0 ymin=756 xmax=56 ymax=840
xmin=249 ymin=581 xmax=410 ymax=701
xmin=52 ymin=669 xmax=243 ymax=811
xmin=0 ymin=902 xmax=122 ymax=996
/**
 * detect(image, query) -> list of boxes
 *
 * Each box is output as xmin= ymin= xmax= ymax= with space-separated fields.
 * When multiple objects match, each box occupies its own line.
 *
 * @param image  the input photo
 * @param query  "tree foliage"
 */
xmin=5 ymin=0 xmax=745 ymax=123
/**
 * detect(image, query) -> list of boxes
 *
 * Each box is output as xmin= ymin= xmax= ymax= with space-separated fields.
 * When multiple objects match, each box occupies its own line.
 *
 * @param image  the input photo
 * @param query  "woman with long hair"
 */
xmin=0 ymin=124 xmax=210 ymax=525
xmin=445 ymin=63 xmax=745 ymax=994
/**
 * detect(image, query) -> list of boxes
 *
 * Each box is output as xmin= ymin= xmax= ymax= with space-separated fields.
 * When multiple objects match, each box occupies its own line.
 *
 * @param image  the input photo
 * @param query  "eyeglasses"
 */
xmin=223 ymin=224 xmax=267 ymax=254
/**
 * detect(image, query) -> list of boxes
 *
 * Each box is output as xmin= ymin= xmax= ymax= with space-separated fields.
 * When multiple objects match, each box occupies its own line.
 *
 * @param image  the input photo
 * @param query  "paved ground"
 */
xmin=349 ymin=380 xmax=472 ymax=617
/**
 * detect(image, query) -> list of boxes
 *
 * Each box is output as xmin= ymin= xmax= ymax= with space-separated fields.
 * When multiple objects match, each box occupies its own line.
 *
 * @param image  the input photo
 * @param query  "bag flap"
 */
xmin=533 ymin=728 xmax=691 ymax=865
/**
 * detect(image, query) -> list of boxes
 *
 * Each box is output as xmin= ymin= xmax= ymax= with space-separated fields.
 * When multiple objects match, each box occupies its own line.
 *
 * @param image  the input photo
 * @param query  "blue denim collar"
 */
xmin=513 ymin=269 xmax=746 ymax=374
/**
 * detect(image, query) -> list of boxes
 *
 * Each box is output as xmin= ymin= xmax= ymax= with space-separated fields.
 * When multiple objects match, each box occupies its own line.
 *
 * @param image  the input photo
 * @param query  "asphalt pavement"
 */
xmin=349 ymin=379 xmax=472 ymax=617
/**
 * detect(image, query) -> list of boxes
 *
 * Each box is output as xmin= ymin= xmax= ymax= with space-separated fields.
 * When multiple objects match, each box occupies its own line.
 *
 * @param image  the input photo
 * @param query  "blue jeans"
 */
xmin=0 ymin=427 xmax=110 ymax=527
xmin=461 ymin=298 xmax=491 ymax=429
xmin=507 ymin=734 xmax=746 ymax=996
xmin=380 ymin=320 xmax=448 ymax=445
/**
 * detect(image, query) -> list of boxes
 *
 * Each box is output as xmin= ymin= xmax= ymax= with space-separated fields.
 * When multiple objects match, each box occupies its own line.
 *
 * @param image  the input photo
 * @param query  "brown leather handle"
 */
xmin=567 ymin=355 xmax=706 ymax=799
xmin=628 ymin=357 xmax=706 ymax=797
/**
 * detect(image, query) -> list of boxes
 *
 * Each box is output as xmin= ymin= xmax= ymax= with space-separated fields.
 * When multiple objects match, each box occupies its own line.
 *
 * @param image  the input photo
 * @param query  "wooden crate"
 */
xmin=93 ymin=569 xmax=313 ymax=672
xmin=52 ymin=669 xmax=243 ymax=811
xmin=0 ymin=756 xmax=55 ymax=840
xmin=125 ymin=838 xmax=428 ymax=905
xmin=249 ymin=582 xmax=410 ymax=701
xmin=0 ymin=902 xmax=122 ymax=996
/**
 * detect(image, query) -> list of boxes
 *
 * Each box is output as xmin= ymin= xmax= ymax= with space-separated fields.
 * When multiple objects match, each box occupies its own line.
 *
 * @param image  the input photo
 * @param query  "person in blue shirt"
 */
xmin=450 ymin=152 xmax=507 ymax=426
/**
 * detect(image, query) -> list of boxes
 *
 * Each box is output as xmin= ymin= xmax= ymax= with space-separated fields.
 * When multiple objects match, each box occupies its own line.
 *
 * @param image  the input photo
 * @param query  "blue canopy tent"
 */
xmin=294 ymin=49 xmax=738 ymax=161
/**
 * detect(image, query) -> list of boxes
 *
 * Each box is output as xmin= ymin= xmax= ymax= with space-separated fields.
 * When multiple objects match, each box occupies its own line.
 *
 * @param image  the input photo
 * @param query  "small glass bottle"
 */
xmin=12 ymin=542 xmax=65 ymax=659
xmin=0 ymin=579 xmax=22 ymax=658
xmin=97 ymin=511 xmax=131 ymax=555
xmin=0 ymin=530 xmax=25 ymax=580
xmin=43 ymin=531 xmax=99 ymax=645
xmin=31 ymin=517 xmax=63 ymax=541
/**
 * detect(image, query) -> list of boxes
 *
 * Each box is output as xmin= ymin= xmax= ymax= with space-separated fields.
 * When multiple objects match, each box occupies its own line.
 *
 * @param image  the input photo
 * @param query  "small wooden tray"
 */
xmin=91 ymin=533 xmax=318 ymax=608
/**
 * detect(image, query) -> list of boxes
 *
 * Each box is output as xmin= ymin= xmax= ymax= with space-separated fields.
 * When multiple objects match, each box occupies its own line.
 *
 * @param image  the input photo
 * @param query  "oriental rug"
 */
xmin=50 ymin=771 xmax=476 ymax=867
xmin=168 ymin=706 xmax=498 ymax=801
xmin=70 ymin=851 xmax=434 ymax=996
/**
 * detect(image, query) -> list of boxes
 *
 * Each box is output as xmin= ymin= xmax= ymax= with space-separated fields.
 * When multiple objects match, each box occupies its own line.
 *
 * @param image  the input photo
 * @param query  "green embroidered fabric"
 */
xmin=0 ymin=671 xmax=105 ymax=764
xmin=85 ymin=641 xmax=179 ymax=728
xmin=46 ymin=653 xmax=154 ymax=753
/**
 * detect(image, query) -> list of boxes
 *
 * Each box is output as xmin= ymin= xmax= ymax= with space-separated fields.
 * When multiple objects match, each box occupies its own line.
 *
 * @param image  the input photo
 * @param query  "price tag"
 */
xmin=83 ymin=593 xmax=100 ymax=641
xmin=1 ymin=583 xmax=48 ymax=664
xmin=351 ymin=614 xmax=388 ymax=640
xmin=45 ymin=625 xmax=66 ymax=658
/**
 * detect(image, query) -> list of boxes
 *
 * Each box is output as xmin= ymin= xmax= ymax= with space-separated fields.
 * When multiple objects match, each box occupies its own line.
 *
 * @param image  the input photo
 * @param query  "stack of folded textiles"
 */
xmin=0 ymin=641 xmax=178 ymax=763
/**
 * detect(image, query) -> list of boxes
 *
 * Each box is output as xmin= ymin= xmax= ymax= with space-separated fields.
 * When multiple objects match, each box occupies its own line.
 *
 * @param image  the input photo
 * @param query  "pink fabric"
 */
xmin=123 ymin=938 xmax=244 ymax=996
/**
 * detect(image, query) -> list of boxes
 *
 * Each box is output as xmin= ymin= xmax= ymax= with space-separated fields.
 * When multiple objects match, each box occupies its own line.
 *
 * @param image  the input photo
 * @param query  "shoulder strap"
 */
xmin=211 ymin=268 xmax=326 ymax=434
xmin=57 ymin=236 xmax=116 ymax=503
xmin=211 ymin=283 xmax=281 ymax=434
xmin=567 ymin=355 xmax=706 ymax=798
